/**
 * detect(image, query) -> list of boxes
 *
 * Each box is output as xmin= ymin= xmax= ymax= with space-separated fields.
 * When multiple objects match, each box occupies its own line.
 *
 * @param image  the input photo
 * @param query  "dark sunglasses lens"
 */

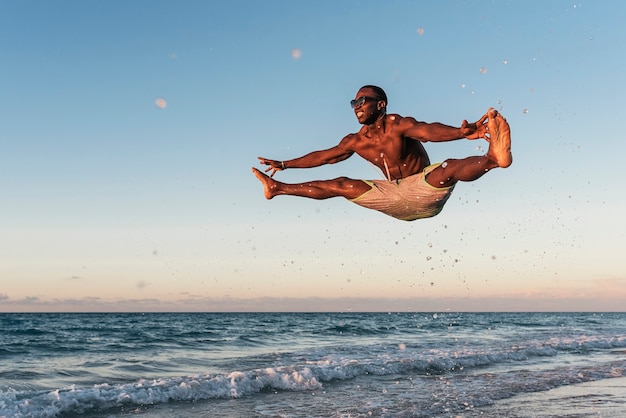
xmin=351 ymin=97 xmax=365 ymax=108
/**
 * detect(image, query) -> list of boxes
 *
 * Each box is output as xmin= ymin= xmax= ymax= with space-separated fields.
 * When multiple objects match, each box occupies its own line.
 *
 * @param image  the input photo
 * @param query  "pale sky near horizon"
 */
xmin=1 ymin=1 xmax=624 ymax=312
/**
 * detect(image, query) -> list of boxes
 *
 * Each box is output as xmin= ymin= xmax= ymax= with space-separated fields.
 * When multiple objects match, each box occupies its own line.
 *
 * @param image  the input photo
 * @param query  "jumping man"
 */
xmin=252 ymin=85 xmax=511 ymax=221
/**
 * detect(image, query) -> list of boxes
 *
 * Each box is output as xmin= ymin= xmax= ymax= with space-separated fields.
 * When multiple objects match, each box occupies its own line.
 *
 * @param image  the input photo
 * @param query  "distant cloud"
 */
xmin=1 ymin=294 xmax=625 ymax=313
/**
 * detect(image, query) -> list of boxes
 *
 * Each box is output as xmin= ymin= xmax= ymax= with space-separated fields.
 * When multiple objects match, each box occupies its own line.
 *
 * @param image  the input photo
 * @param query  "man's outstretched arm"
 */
xmin=258 ymin=137 xmax=355 ymax=177
xmin=400 ymin=112 xmax=489 ymax=143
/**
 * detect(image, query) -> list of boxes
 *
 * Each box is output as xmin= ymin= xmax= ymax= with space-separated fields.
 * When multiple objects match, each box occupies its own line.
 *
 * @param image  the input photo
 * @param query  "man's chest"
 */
xmin=354 ymin=133 xmax=406 ymax=161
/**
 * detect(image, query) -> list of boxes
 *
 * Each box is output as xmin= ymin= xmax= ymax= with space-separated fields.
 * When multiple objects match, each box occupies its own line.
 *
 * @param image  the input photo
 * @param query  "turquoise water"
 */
xmin=1 ymin=312 xmax=625 ymax=417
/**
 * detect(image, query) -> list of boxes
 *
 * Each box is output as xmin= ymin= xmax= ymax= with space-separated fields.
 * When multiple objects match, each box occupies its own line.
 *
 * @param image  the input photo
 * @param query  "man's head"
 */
xmin=351 ymin=85 xmax=387 ymax=125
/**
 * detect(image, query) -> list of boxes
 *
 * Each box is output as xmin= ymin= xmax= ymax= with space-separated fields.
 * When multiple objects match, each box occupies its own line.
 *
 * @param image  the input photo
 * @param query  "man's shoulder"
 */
xmin=389 ymin=114 xmax=427 ymax=132
xmin=387 ymin=113 xmax=404 ymax=121
xmin=338 ymin=131 xmax=361 ymax=147
xmin=387 ymin=113 xmax=419 ymax=124
xmin=343 ymin=130 xmax=361 ymax=140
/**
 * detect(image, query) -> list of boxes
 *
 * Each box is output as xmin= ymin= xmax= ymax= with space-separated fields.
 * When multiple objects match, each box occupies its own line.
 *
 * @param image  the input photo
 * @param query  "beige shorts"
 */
xmin=350 ymin=163 xmax=455 ymax=221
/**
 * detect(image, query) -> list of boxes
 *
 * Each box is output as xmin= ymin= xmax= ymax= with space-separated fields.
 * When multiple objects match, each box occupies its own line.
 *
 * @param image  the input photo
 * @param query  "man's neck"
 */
xmin=367 ymin=113 xmax=386 ymax=130
xmin=361 ymin=113 xmax=387 ymax=138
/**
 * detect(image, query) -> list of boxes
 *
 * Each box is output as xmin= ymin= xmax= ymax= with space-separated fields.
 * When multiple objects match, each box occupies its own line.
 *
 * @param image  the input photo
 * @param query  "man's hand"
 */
xmin=462 ymin=111 xmax=490 ymax=140
xmin=257 ymin=157 xmax=284 ymax=178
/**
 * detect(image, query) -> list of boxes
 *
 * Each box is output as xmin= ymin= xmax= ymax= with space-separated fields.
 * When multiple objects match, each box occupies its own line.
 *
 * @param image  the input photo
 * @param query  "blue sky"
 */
xmin=1 ymin=1 xmax=624 ymax=312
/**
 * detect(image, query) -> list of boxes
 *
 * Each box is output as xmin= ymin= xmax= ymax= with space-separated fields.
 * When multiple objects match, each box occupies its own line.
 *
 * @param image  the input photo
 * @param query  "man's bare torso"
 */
xmin=345 ymin=114 xmax=430 ymax=181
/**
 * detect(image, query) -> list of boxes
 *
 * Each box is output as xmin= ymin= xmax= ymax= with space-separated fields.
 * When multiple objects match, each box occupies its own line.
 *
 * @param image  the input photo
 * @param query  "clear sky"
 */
xmin=1 ymin=1 xmax=624 ymax=312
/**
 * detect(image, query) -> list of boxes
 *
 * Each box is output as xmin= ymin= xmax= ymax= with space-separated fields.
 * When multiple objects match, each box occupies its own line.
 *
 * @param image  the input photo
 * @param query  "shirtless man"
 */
xmin=252 ymin=85 xmax=511 ymax=221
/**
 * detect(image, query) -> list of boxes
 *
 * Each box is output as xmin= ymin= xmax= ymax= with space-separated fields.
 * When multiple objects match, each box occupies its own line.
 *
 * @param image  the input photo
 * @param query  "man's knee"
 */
xmin=333 ymin=177 xmax=371 ymax=197
xmin=425 ymin=162 xmax=455 ymax=188
xmin=334 ymin=176 xmax=356 ymax=183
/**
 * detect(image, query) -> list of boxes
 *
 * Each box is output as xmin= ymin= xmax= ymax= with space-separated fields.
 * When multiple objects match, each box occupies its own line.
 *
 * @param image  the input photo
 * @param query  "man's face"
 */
xmin=352 ymin=88 xmax=384 ymax=125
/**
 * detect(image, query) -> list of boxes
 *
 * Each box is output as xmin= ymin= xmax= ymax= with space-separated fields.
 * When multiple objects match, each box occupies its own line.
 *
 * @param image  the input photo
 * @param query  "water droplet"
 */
xmin=416 ymin=27 xmax=424 ymax=36
xmin=523 ymin=108 xmax=529 ymax=114
xmin=291 ymin=48 xmax=302 ymax=59
xmin=479 ymin=67 xmax=487 ymax=74
xmin=155 ymin=98 xmax=167 ymax=109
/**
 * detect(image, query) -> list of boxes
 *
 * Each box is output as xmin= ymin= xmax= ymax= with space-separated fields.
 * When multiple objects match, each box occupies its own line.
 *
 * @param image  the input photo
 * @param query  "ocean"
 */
xmin=1 ymin=312 xmax=625 ymax=417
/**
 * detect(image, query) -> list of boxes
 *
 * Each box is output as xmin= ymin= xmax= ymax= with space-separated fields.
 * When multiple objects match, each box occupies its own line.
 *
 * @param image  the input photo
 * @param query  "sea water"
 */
xmin=1 ymin=312 xmax=625 ymax=417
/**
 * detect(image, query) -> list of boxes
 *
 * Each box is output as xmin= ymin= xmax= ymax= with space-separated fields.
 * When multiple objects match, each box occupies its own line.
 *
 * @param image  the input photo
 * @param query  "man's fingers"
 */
xmin=477 ymin=113 xmax=489 ymax=125
xmin=260 ymin=159 xmax=282 ymax=177
xmin=263 ymin=165 xmax=279 ymax=177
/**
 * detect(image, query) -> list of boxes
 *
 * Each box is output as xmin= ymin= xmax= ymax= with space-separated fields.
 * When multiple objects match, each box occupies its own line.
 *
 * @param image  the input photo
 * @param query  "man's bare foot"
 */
xmin=252 ymin=167 xmax=279 ymax=199
xmin=486 ymin=108 xmax=513 ymax=168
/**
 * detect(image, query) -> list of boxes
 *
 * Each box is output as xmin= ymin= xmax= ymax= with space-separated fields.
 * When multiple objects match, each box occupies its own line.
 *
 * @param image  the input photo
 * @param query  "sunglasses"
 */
xmin=350 ymin=96 xmax=380 ymax=109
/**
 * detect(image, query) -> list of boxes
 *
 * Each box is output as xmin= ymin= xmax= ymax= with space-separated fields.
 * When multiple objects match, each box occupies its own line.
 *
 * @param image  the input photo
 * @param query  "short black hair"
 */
xmin=360 ymin=85 xmax=387 ymax=103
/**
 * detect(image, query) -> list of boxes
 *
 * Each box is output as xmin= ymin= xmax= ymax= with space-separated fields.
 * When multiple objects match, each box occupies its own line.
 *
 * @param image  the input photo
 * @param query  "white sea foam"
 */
xmin=2 ymin=333 xmax=625 ymax=417
xmin=2 ymin=312 xmax=626 ymax=417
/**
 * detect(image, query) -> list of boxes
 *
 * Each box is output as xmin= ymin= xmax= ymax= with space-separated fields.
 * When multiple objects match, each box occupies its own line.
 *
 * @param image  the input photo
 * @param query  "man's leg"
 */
xmin=425 ymin=110 xmax=512 ymax=188
xmin=252 ymin=168 xmax=371 ymax=200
